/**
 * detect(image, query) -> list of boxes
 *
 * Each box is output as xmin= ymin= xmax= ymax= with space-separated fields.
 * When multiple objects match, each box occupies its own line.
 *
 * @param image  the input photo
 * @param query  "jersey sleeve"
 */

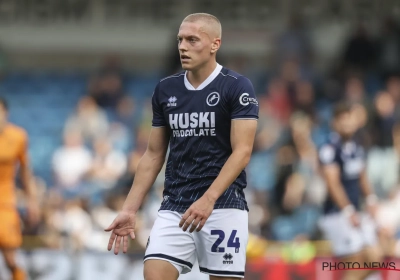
xmin=151 ymin=83 xmax=166 ymax=127
xmin=17 ymin=130 xmax=29 ymax=167
xmin=229 ymin=76 xmax=259 ymax=120
xmin=318 ymin=144 xmax=338 ymax=166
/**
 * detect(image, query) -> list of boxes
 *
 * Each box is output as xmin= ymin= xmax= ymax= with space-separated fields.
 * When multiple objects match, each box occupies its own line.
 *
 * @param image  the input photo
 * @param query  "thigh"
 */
xmin=0 ymin=208 xmax=22 ymax=249
xmin=144 ymin=259 xmax=179 ymax=280
xmin=144 ymin=211 xmax=196 ymax=274
xmin=194 ymin=209 xmax=248 ymax=279
xmin=318 ymin=213 xmax=363 ymax=257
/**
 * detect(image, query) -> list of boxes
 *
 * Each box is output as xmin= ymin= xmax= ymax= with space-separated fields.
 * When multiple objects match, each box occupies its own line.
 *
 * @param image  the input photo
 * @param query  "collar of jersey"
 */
xmin=184 ymin=63 xmax=223 ymax=91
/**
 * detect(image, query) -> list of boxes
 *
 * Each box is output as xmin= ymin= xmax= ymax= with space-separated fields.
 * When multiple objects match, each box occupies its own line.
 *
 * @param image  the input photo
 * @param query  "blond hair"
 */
xmin=183 ymin=13 xmax=222 ymax=38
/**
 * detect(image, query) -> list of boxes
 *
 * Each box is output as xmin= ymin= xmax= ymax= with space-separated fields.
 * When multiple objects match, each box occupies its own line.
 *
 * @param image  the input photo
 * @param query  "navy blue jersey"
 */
xmin=318 ymin=133 xmax=366 ymax=214
xmin=151 ymin=64 xmax=259 ymax=213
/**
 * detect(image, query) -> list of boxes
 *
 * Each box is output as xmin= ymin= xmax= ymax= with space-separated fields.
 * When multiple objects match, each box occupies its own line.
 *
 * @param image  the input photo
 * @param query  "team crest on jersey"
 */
xmin=341 ymin=142 xmax=356 ymax=156
xmin=167 ymin=96 xmax=177 ymax=107
xmin=206 ymin=92 xmax=220 ymax=106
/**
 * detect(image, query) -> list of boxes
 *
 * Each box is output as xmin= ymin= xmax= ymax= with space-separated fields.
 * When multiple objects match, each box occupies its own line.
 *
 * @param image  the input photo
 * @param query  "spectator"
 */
xmin=52 ymin=198 xmax=93 ymax=251
xmin=344 ymin=76 xmax=373 ymax=148
xmin=113 ymin=96 xmax=137 ymax=130
xmin=39 ymin=191 xmax=65 ymax=249
xmin=52 ymin=130 xmax=93 ymax=191
xmin=386 ymin=75 xmax=400 ymax=120
xmin=342 ymin=23 xmax=377 ymax=72
xmin=276 ymin=14 xmax=313 ymax=65
xmin=370 ymin=91 xmax=396 ymax=147
xmin=265 ymin=78 xmax=292 ymax=124
xmin=91 ymin=73 xmax=125 ymax=111
xmin=377 ymin=17 xmax=400 ymax=79
xmin=293 ymin=80 xmax=316 ymax=121
xmin=289 ymin=113 xmax=325 ymax=207
xmin=344 ymin=76 xmax=369 ymax=106
xmin=367 ymin=123 xmax=400 ymax=198
xmin=64 ymin=96 xmax=109 ymax=143
xmin=98 ymin=54 xmax=127 ymax=82
xmin=86 ymin=137 xmax=128 ymax=191
xmin=108 ymin=96 xmax=137 ymax=151
xmin=108 ymin=122 xmax=132 ymax=153
xmin=268 ymin=113 xmax=323 ymax=241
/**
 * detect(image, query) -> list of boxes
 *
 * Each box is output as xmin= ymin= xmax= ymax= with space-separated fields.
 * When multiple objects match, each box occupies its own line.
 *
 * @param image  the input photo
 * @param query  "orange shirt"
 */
xmin=0 ymin=124 xmax=28 ymax=207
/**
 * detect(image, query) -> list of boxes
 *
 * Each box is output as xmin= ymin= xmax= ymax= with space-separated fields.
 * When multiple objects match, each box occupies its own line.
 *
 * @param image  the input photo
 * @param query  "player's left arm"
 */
xmin=204 ymin=119 xmax=257 ymax=200
xmin=180 ymin=76 xmax=259 ymax=232
xmin=180 ymin=120 xmax=257 ymax=233
xmin=359 ymin=168 xmax=379 ymax=217
xmin=18 ymin=132 xmax=40 ymax=227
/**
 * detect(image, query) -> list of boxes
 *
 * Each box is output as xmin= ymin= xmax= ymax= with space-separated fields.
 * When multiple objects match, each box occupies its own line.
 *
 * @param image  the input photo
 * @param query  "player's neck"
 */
xmin=186 ymin=61 xmax=217 ymax=89
xmin=339 ymin=134 xmax=352 ymax=142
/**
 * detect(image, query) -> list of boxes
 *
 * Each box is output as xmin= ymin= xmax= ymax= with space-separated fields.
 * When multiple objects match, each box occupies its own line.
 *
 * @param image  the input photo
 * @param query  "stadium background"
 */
xmin=1 ymin=0 xmax=400 ymax=279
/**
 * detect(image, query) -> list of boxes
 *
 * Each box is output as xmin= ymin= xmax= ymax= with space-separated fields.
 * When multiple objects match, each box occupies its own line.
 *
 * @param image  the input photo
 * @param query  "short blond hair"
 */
xmin=182 ymin=13 xmax=222 ymax=38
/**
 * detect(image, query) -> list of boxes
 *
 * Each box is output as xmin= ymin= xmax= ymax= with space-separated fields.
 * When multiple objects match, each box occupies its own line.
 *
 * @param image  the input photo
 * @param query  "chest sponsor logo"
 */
xmin=169 ymin=112 xmax=216 ymax=137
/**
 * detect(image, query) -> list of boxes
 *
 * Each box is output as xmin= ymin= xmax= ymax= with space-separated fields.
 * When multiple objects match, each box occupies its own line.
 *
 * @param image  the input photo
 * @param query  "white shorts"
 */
xmin=144 ymin=209 xmax=248 ymax=278
xmin=318 ymin=212 xmax=377 ymax=257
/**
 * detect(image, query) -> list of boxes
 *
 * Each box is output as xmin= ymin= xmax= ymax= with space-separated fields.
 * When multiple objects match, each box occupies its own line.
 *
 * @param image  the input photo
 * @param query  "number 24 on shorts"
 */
xmin=211 ymin=230 xmax=240 ymax=253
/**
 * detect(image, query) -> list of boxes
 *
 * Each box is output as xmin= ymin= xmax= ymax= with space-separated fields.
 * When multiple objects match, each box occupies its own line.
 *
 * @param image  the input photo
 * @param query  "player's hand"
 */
xmin=342 ymin=205 xmax=360 ymax=228
xmin=26 ymin=200 xmax=40 ymax=228
xmin=179 ymin=195 xmax=215 ymax=233
xmin=105 ymin=211 xmax=136 ymax=255
xmin=349 ymin=213 xmax=360 ymax=228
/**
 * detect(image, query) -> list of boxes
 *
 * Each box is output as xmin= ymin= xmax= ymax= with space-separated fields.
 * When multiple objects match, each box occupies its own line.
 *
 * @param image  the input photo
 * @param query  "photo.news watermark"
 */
xmin=322 ymin=262 xmax=400 ymax=272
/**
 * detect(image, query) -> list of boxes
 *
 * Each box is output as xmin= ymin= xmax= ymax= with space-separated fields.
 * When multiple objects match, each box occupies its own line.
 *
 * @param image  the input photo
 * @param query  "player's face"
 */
xmin=334 ymin=111 xmax=358 ymax=138
xmin=177 ymin=21 xmax=214 ymax=71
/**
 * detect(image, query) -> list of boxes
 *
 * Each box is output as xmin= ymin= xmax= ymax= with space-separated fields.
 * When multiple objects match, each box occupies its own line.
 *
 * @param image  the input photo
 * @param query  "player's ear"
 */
xmin=211 ymin=38 xmax=221 ymax=54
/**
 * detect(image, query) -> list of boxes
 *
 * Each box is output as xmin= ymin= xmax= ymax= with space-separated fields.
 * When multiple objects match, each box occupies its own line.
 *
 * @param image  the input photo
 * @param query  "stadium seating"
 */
xmin=0 ymin=72 xmax=157 ymax=185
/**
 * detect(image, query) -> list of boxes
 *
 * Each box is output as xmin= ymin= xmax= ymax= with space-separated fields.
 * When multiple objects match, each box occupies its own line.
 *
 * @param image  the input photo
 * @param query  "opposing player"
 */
xmin=318 ymin=102 xmax=383 ymax=280
xmin=0 ymin=97 xmax=40 ymax=280
xmin=105 ymin=13 xmax=258 ymax=280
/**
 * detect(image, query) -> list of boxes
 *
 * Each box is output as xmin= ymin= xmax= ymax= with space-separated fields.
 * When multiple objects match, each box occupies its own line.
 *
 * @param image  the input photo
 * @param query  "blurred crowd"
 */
xmin=7 ymin=16 xmax=400 ymax=261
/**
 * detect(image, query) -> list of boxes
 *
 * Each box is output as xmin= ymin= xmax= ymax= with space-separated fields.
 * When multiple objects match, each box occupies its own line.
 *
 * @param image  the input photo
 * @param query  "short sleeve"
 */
xmin=318 ymin=144 xmax=337 ymax=165
xmin=151 ymin=83 xmax=166 ymax=127
xmin=229 ymin=76 xmax=259 ymax=120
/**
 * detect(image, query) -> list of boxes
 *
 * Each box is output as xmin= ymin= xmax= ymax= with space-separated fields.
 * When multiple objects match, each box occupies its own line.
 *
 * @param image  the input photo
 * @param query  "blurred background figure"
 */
xmin=52 ymin=130 xmax=92 ymax=192
xmin=64 ymin=96 xmax=109 ymax=143
xmin=1 ymin=1 xmax=400 ymax=279
xmin=0 ymin=97 xmax=40 ymax=280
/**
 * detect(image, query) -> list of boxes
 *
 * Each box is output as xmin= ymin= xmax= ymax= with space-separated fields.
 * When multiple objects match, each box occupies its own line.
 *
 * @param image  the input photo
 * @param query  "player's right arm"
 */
xmin=122 ymin=127 xmax=169 ymax=213
xmin=319 ymin=144 xmax=360 ymax=227
xmin=106 ymin=83 xmax=169 ymax=254
xmin=105 ymin=127 xmax=169 ymax=254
